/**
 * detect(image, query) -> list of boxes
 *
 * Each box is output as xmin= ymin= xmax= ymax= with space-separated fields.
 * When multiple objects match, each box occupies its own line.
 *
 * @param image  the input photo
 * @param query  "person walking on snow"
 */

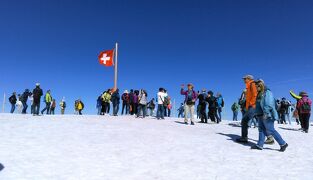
xmin=251 ymin=79 xmax=288 ymax=151
xmin=180 ymin=83 xmax=198 ymax=125
xmin=236 ymin=75 xmax=257 ymax=143
xmin=231 ymin=102 xmax=240 ymax=121
xmin=9 ymin=92 xmax=17 ymax=113
xmin=41 ymin=90 xmax=52 ymax=115
xmin=297 ymin=92 xmax=312 ymax=133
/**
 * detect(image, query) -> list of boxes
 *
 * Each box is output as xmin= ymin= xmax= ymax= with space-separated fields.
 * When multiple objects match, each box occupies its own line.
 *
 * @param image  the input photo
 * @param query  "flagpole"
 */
xmin=114 ymin=42 xmax=118 ymax=90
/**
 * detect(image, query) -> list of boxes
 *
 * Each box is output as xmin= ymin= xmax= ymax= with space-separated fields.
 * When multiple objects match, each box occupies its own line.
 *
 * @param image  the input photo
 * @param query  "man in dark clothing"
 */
xmin=111 ymin=89 xmax=120 ymax=116
xmin=129 ymin=89 xmax=135 ymax=115
xmin=207 ymin=91 xmax=218 ymax=123
xmin=279 ymin=98 xmax=290 ymax=124
xmin=121 ymin=90 xmax=130 ymax=115
xmin=21 ymin=89 xmax=31 ymax=114
xmin=9 ymin=92 xmax=17 ymax=113
xmin=198 ymin=89 xmax=208 ymax=123
xmin=32 ymin=83 xmax=43 ymax=115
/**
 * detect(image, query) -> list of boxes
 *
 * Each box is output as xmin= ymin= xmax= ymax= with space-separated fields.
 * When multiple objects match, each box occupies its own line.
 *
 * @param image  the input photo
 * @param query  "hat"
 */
xmin=187 ymin=83 xmax=194 ymax=87
xmin=299 ymin=91 xmax=308 ymax=97
xmin=242 ymin=75 xmax=254 ymax=80
xmin=255 ymin=79 xmax=265 ymax=84
xmin=124 ymin=90 xmax=129 ymax=94
xmin=36 ymin=83 xmax=40 ymax=86
xmin=202 ymin=88 xmax=206 ymax=92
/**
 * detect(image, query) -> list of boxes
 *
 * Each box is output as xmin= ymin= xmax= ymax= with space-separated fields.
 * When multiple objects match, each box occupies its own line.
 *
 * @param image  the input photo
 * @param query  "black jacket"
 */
xmin=33 ymin=87 xmax=43 ymax=103
xmin=9 ymin=95 xmax=17 ymax=104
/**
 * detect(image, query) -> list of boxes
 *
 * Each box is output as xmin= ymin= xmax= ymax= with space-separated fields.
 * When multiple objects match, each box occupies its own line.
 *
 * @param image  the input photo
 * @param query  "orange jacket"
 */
xmin=245 ymin=79 xmax=257 ymax=109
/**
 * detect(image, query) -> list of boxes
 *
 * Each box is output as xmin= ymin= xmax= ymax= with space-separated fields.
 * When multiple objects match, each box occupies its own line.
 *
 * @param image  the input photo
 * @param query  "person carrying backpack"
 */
xmin=231 ymin=102 xmax=240 ymax=121
xmin=60 ymin=98 xmax=66 ymax=115
xmin=297 ymin=92 xmax=312 ymax=133
xmin=147 ymin=98 xmax=155 ymax=116
xmin=9 ymin=92 xmax=17 ymax=113
xmin=236 ymin=75 xmax=257 ymax=143
xmin=77 ymin=99 xmax=84 ymax=115
xmin=21 ymin=89 xmax=31 ymax=114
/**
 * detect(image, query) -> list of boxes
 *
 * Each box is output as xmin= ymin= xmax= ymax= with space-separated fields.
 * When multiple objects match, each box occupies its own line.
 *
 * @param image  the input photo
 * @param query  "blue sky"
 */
xmin=0 ymin=0 xmax=312 ymax=119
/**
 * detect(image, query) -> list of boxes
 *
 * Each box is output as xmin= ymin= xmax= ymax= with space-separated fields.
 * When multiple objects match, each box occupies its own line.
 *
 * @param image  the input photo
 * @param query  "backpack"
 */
xmin=299 ymin=98 xmax=311 ymax=114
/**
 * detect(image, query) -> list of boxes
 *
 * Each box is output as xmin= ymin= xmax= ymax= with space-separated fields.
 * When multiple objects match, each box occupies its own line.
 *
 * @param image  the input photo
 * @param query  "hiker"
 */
xmin=137 ymin=89 xmax=148 ymax=118
xmin=279 ymin=97 xmax=290 ymax=124
xmin=60 ymin=98 xmax=66 ymax=115
xmin=198 ymin=89 xmax=208 ymax=123
xmin=133 ymin=90 xmax=139 ymax=115
xmin=32 ymin=83 xmax=43 ymax=115
xmin=77 ymin=99 xmax=84 ymax=115
xmin=129 ymin=89 xmax=135 ymax=115
xmin=166 ymin=96 xmax=172 ymax=117
xmin=157 ymin=88 xmax=167 ymax=120
xmin=231 ymin=102 xmax=240 ymax=121
xmin=9 ymin=92 xmax=17 ymax=113
xmin=177 ymin=103 xmax=184 ymax=118
xmin=147 ymin=98 xmax=155 ymax=116
xmin=101 ymin=89 xmax=112 ymax=115
xmin=96 ymin=95 xmax=102 ymax=115
xmin=121 ymin=90 xmax=130 ymax=115
xmin=16 ymin=94 xmax=23 ymax=114
xmin=236 ymin=75 xmax=257 ymax=143
xmin=50 ymin=99 xmax=56 ymax=115
xmin=21 ymin=89 xmax=31 ymax=114
xmin=297 ymin=92 xmax=312 ymax=133
xmin=111 ymin=89 xmax=120 ymax=116
xmin=180 ymin=83 xmax=197 ymax=125
xmin=41 ymin=90 xmax=52 ymax=115
xmin=251 ymin=79 xmax=288 ymax=151
xmin=207 ymin=91 xmax=218 ymax=123
xmin=216 ymin=93 xmax=224 ymax=122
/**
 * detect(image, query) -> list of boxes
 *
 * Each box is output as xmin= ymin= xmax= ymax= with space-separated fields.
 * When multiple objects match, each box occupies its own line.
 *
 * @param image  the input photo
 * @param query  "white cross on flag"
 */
xmin=98 ymin=49 xmax=114 ymax=67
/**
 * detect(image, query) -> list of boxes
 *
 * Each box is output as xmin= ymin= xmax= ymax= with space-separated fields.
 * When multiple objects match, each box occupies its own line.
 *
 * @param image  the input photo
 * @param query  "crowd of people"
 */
xmin=8 ymin=83 xmax=68 ymax=115
xmin=6 ymin=76 xmax=312 ymax=153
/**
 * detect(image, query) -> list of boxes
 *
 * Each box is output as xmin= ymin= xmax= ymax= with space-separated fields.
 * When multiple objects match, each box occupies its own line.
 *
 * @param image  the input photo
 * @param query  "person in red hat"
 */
xmin=297 ymin=91 xmax=312 ymax=133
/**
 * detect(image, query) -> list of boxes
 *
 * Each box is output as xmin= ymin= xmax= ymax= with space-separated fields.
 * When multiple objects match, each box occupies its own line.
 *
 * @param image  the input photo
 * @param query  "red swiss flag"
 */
xmin=98 ymin=49 xmax=114 ymax=66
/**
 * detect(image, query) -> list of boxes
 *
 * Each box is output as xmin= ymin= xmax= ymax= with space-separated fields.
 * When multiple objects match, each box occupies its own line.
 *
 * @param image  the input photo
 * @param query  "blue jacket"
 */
xmin=216 ymin=96 xmax=224 ymax=108
xmin=255 ymin=88 xmax=278 ymax=120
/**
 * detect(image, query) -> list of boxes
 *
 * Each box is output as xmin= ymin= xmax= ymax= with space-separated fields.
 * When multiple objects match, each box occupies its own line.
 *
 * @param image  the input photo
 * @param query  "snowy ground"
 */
xmin=0 ymin=114 xmax=312 ymax=180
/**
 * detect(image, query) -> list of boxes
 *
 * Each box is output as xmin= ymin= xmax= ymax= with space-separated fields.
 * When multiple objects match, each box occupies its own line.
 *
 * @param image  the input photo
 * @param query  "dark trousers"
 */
xmin=168 ymin=109 xmax=171 ymax=117
xmin=22 ymin=102 xmax=28 ymax=114
xmin=299 ymin=113 xmax=311 ymax=131
xmin=121 ymin=102 xmax=129 ymax=115
xmin=10 ymin=103 xmax=16 ymax=113
xmin=200 ymin=105 xmax=207 ymax=123
xmin=50 ymin=107 xmax=55 ymax=115
xmin=33 ymin=102 xmax=40 ymax=115
xmin=241 ymin=107 xmax=256 ymax=139
xmin=41 ymin=102 xmax=51 ymax=114
xmin=157 ymin=104 xmax=165 ymax=119
xmin=79 ymin=110 xmax=82 ymax=115
xmin=137 ymin=104 xmax=147 ymax=118
xmin=164 ymin=106 xmax=167 ymax=116
xmin=208 ymin=108 xmax=217 ymax=123
xmin=113 ymin=103 xmax=119 ymax=115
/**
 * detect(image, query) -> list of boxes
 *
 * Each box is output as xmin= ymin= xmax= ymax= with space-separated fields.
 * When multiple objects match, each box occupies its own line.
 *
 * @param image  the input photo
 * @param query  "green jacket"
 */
xmin=231 ymin=103 xmax=239 ymax=112
xmin=45 ymin=93 xmax=52 ymax=103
